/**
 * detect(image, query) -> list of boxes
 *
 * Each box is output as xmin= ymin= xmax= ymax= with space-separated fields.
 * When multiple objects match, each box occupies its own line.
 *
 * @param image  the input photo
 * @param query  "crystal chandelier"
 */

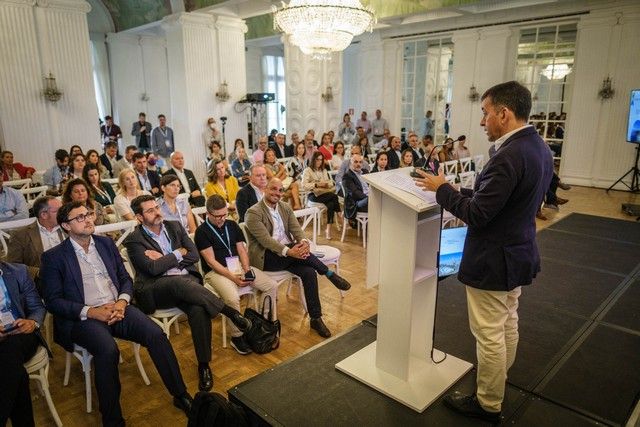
xmin=540 ymin=63 xmax=572 ymax=80
xmin=273 ymin=0 xmax=376 ymax=60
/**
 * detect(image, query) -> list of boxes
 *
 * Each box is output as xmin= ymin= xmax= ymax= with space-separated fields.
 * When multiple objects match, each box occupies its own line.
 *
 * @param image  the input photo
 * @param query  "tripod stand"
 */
xmin=607 ymin=145 xmax=640 ymax=193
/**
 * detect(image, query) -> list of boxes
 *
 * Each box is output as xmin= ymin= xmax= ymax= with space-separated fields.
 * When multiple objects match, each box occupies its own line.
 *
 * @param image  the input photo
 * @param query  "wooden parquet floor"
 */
xmin=31 ymin=186 xmax=639 ymax=426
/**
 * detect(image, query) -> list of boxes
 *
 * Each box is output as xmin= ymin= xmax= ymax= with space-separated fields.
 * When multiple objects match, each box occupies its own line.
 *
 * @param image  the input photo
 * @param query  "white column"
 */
xmin=382 ymin=39 xmax=402 ymax=134
xmin=561 ymin=5 xmax=640 ymax=188
xmin=358 ymin=33 xmax=384 ymax=118
xmin=214 ymin=15 xmax=248 ymax=155
xmin=0 ymin=0 xmax=97 ymax=169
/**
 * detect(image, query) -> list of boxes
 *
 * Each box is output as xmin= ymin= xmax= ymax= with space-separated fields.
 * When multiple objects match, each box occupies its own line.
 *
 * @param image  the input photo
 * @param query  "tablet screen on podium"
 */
xmin=439 ymin=226 xmax=467 ymax=278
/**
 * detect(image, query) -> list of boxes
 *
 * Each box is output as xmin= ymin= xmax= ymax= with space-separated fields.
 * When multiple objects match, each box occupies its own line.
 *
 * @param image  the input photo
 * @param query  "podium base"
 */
xmin=335 ymin=341 xmax=473 ymax=413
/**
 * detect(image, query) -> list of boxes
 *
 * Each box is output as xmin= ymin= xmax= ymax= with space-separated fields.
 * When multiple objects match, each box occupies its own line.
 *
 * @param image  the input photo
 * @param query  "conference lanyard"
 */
xmin=0 ymin=274 xmax=16 ymax=318
xmin=205 ymin=218 xmax=233 ymax=257
xmin=143 ymin=226 xmax=173 ymax=255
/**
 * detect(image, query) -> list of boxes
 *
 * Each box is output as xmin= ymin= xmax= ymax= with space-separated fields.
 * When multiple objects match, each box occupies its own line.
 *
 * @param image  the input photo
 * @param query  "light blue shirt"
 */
xmin=0 ymin=186 xmax=29 ymax=222
xmin=43 ymin=164 xmax=68 ymax=188
xmin=158 ymin=198 xmax=190 ymax=232
xmin=142 ymin=223 xmax=187 ymax=276
xmin=419 ymin=117 xmax=434 ymax=138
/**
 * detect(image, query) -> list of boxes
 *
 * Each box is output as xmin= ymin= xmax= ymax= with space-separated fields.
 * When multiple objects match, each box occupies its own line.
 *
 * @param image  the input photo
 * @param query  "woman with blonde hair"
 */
xmin=204 ymin=160 xmax=240 ymax=218
xmin=113 ymin=169 xmax=150 ymax=221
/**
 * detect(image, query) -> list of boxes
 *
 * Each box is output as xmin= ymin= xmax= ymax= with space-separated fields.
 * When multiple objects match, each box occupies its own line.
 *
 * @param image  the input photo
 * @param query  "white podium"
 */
xmin=335 ymin=168 xmax=472 ymax=412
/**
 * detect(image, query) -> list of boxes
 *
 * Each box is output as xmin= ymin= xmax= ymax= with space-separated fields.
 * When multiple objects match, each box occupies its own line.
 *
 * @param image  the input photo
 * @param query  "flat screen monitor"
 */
xmin=439 ymin=226 xmax=467 ymax=278
xmin=627 ymin=89 xmax=640 ymax=143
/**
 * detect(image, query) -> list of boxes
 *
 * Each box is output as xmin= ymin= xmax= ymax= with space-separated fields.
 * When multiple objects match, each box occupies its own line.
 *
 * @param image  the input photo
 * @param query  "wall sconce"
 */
xmin=434 ymin=89 xmax=444 ymax=102
xmin=140 ymin=93 xmax=150 ymax=102
xmin=468 ymin=84 xmax=480 ymax=102
xmin=216 ymin=80 xmax=230 ymax=102
xmin=42 ymin=72 xmax=63 ymax=102
xmin=321 ymin=86 xmax=333 ymax=102
xmin=598 ymin=76 xmax=615 ymax=100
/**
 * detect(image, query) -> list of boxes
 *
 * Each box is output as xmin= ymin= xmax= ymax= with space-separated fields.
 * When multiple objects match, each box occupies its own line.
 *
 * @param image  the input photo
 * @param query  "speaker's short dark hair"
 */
xmin=481 ymin=81 xmax=532 ymax=121
xmin=57 ymin=201 xmax=84 ymax=224
xmin=130 ymin=195 xmax=157 ymax=216
xmin=206 ymin=194 xmax=227 ymax=212
xmin=139 ymin=112 xmax=146 ymax=117
xmin=131 ymin=152 xmax=146 ymax=162
xmin=55 ymin=149 xmax=69 ymax=162
xmin=33 ymin=196 xmax=57 ymax=218
xmin=158 ymin=114 xmax=166 ymax=119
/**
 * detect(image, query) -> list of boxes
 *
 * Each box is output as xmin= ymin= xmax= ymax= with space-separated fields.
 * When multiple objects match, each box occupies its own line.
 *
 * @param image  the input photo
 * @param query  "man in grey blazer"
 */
xmin=244 ymin=178 xmax=352 ymax=338
xmin=123 ymin=195 xmax=251 ymax=392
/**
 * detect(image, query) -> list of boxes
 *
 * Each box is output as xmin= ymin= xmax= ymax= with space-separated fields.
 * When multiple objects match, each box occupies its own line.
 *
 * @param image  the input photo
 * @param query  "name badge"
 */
xmin=165 ymin=139 xmax=171 ymax=148
xmin=226 ymin=256 xmax=242 ymax=275
xmin=0 ymin=308 xmax=16 ymax=331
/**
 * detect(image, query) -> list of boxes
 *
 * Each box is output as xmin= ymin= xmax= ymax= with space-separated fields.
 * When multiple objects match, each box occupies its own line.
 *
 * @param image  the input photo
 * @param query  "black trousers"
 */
xmin=149 ymin=275 xmax=225 ymax=363
xmin=0 ymin=333 xmax=39 ymax=427
xmin=71 ymin=305 xmax=187 ymax=427
xmin=308 ymin=192 xmax=340 ymax=224
xmin=263 ymin=249 xmax=328 ymax=319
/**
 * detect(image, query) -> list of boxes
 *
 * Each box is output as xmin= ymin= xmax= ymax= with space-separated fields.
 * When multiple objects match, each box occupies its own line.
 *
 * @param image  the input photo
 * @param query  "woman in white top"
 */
xmin=113 ymin=169 xmax=151 ymax=221
xmin=453 ymin=135 xmax=471 ymax=160
xmin=330 ymin=141 xmax=345 ymax=170
xmin=70 ymin=154 xmax=86 ymax=179
xmin=158 ymin=174 xmax=196 ymax=233
xmin=302 ymin=152 xmax=342 ymax=239
xmin=337 ymin=113 xmax=355 ymax=144
xmin=288 ymin=141 xmax=308 ymax=182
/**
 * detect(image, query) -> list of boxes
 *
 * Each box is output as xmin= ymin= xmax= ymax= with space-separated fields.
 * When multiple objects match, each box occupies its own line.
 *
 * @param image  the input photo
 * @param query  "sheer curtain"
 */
xmin=90 ymin=37 xmax=111 ymax=120
xmin=262 ymin=55 xmax=286 ymax=133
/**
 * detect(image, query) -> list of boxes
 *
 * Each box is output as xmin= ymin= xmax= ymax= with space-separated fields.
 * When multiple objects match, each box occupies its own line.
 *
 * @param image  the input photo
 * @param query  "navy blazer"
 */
xmin=236 ymin=184 xmax=259 ymax=223
xmin=40 ymin=236 xmax=133 ymax=352
xmin=136 ymin=169 xmax=161 ymax=193
xmin=99 ymin=153 xmax=122 ymax=178
xmin=1 ymin=262 xmax=50 ymax=354
xmin=342 ymin=169 xmax=368 ymax=219
xmin=164 ymin=168 xmax=202 ymax=195
xmin=436 ymin=126 xmax=553 ymax=291
xmin=386 ymin=149 xmax=402 ymax=170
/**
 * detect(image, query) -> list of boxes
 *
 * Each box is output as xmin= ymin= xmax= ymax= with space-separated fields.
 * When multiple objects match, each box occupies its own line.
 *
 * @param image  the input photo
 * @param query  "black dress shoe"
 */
xmin=229 ymin=312 xmax=252 ymax=333
xmin=198 ymin=365 xmax=213 ymax=391
xmin=173 ymin=393 xmax=194 ymax=416
xmin=310 ymin=318 xmax=331 ymax=338
xmin=327 ymin=273 xmax=351 ymax=291
xmin=230 ymin=336 xmax=252 ymax=355
xmin=443 ymin=392 xmax=501 ymax=423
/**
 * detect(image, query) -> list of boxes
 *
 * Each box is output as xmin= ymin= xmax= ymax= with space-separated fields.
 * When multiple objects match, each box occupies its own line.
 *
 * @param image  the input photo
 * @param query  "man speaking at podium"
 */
xmin=415 ymin=81 xmax=553 ymax=423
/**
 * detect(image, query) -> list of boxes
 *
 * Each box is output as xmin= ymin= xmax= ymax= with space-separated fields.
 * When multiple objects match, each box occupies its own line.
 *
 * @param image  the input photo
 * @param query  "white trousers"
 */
xmin=465 ymin=285 xmax=522 ymax=412
xmin=204 ymin=268 xmax=278 ymax=337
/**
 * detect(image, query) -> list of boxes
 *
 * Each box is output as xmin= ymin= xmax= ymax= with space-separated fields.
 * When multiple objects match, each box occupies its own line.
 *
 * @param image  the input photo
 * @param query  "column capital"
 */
xmin=106 ymin=31 xmax=139 ymax=46
xmin=452 ymin=29 xmax=481 ymax=44
xmin=480 ymin=26 xmax=512 ymax=40
xmin=0 ymin=0 xmax=36 ymax=7
xmin=36 ymin=0 xmax=90 ymax=13
xmin=214 ymin=15 xmax=247 ymax=33
xmin=162 ymin=11 xmax=215 ymax=31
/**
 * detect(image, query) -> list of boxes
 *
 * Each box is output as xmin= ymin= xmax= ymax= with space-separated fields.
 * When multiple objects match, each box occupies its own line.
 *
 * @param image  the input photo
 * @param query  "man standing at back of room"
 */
xmin=415 ymin=81 xmax=553 ymax=423
xmin=151 ymin=114 xmax=174 ymax=164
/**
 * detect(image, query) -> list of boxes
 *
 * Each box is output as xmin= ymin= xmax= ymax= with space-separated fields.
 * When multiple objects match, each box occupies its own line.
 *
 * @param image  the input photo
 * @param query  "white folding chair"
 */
xmin=443 ymin=160 xmax=458 ymax=176
xmin=0 ymin=217 xmax=37 ymax=257
xmin=94 ymin=220 xmax=138 ymax=248
xmin=459 ymin=171 xmax=476 ymax=189
xmin=458 ymin=157 xmax=473 ymax=173
xmin=276 ymin=156 xmax=292 ymax=164
xmin=473 ymin=154 xmax=485 ymax=172
xmin=206 ymin=284 xmax=257 ymax=348
xmin=444 ymin=174 xmax=457 ymax=185
xmin=21 ymin=185 xmax=48 ymax=208
xmin=340 ymin=212 xmax=369 ymax=248
xmin=4 ymin=178 xmax=31 ymax=189
xmin=31 ymin=170 xmax=47 ymax=186
xmin=25 ymin=346 xmax=62 ymax=427
xmin=192 ymin=206 xmax=207 ymax=226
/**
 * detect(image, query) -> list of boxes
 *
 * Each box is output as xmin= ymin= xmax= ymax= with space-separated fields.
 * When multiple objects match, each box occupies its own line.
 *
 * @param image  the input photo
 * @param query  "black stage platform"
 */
xmin=229 ymin=214 xmax=640 ymax=426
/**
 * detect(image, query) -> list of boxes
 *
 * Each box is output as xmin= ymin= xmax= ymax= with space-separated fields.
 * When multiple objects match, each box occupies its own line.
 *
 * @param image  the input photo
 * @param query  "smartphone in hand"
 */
xmin=244 ymin=269 xmax=256 ymax=282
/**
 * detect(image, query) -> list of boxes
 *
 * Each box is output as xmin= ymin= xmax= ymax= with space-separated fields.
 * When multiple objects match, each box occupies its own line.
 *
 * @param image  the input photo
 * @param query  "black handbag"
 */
xmin=243 ymin=295 xmax=280 ymax=354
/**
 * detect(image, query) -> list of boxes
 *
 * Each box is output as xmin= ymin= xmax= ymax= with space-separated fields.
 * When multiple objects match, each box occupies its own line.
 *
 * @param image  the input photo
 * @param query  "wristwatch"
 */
xmin=33 ymin=321 xmax=40 ymax=330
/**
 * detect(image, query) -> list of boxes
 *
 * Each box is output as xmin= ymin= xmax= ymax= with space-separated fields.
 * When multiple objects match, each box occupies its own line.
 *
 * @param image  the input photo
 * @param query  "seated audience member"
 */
xmin=438 ymin=137 xmax=456 ymax=163
xmin=268 ymin=128 xmax=278 ymax=145
xmin=84 ymin=163 xmax=116 ymax=211
xmin=358 ymin=136 xmax=373 ymax=157
xmin=337 ymin=113 xmax=356 ymax=144
xmin=0 ymin=178 xmax=29 ymax=222
xmin=227 ymin=138 xmax=245 ymax=164
xmin=207 ymin=140 xmax=224 ymax=164
xmin=374 ymin=129 xmax=391 ymax=150
xmin=99 ymin=141 xmax=122 ymax=179
xmin=335 ymin=144 xmax=370 ymax=192
xmin=405 ymin=133 xmax=425 ymax=164
xmin=415 ymin=142 xmax=440 ymax=173
xmin=41 ymin=202 xmax=194 ymax=424
xmin=145 ymin=152 xmax=160 ymax=174
xmin=385 ymin=136 xmax=402 ymax=170
xmin=245 ymin=178 xmax=351 ymax=338
xmin=158 ymin=175 xmax=197 ymax=234
xmin=290 ymin=132 xmax=301 ymax=148
xmin=288 ymin=142 xmax=308 ymax=181
xmin=230 ymin=147 xmax=252 ymax=187
xmin=1 ymin=150 xmax=35 ymax=181
xmin=318 ymin=132 xmax=334 ymax=161
xmin=273 ymin=133 xmax=293 ymax=159
xmin=400 ymin=149 xmax=415 ymax=168
xmin=303 ymin=132 xmax=317 ymax=162
xmin=165 ymin=151 xmax=206 ymax=207
xmin=7 ymin=196 xmax=64 ymax=292
xmin=195 ymin=195 xmax=278 ymax=355
xmin=70 ymin=153 xmax=87 ymax=179
xmin=124 ymin=195 xmax=251 ymax=392
xmin=302 ymin=152 xmax=342 ymax=239
xmin=62 ymin=178 xmax=107 ymax=225
xmin=419 ymin=134 xmax=434 ymax=153
xmin=264 ymin=148 xmax=302 ymax=211
xmin=113 ymin=169 xmax=151 ymax=221
xmin=342 ymin=154 xmax=369 ymax=219
xmin=132 ymin=152 xmax=160 ymax=195
xmin=236 ymin=165 xmax=268 ymax=223
xmin=113 ymin=145 xmax=138 ymax=179
xmin=252 ymin=136 xmax=268 ymax=164
xmin=86 ymin=149 xmax=110 ymax=179
xmin=453 ymin=135 xmax=471 ymax=159
xmin=371 ymin=151 xmax=389 ymax=173
xmin=69 ymin=145 xmax=83 ymax=157
xmin=43 ymin=149 xmax=71 ymax=194
xmin=204 ymin=161 xmax=240 ymax=219
xmin=353 ymin=127 xmax=366 ymax=149
xmin=330 ymin=141 xmax=345 ymax=170
xmin=0 ymin=262 xmax=48 ymax=427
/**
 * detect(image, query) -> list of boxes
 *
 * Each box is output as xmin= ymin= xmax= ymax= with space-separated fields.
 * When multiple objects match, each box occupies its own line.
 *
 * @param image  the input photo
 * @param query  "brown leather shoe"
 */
xmin=556 ymin=197 xmax=569 ymax=205
xmin=536 ymin=210 xmax=548 ymax=220
xmin=310 ymin=318 xmax=331 ymax=338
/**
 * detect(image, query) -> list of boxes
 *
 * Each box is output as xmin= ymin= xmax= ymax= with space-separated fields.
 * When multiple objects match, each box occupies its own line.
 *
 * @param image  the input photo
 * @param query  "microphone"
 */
xmin=220 ymin=116 xmax=227 ymax=124
xmin=410 ymin=143 xmax=445 ymax=178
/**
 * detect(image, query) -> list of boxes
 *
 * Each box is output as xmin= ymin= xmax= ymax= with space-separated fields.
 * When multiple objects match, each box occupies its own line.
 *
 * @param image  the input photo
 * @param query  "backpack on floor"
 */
xmin=188 ymin=391 xmax=248 ymax=427
xmin=243 ymin=295 xmax=281 ymax=354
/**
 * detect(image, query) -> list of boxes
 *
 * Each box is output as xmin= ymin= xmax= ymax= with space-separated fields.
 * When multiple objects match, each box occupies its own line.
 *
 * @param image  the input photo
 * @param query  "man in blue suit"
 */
xmin=416 ymin=81 xmax=553 ymax=423
xmin=0 ymin=262 xmax=48 ymax=426
xmin=41 ymin=201 xmax=193 ymax=427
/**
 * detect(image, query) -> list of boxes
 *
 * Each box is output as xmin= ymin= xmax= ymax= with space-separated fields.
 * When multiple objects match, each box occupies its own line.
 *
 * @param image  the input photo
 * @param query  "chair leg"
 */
xmin=340 ymin=217 xmax=348 ymax=242
xmin=81 ymin=352 xmax=92 ymax=413
xmin=40 ymin=365 xmax=63 ymax=427
xmin=63 ymin=352 xmax=71 ymax=386
xmin=133 ymin=343 xmax=151 ymax=385
xmin=162 ymin=318 xmax=171 ymax=338
xmin=221 ymin=315 xmax=227 ymax=348
xmin=174 ymin=317 xmax=181 ymax=335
